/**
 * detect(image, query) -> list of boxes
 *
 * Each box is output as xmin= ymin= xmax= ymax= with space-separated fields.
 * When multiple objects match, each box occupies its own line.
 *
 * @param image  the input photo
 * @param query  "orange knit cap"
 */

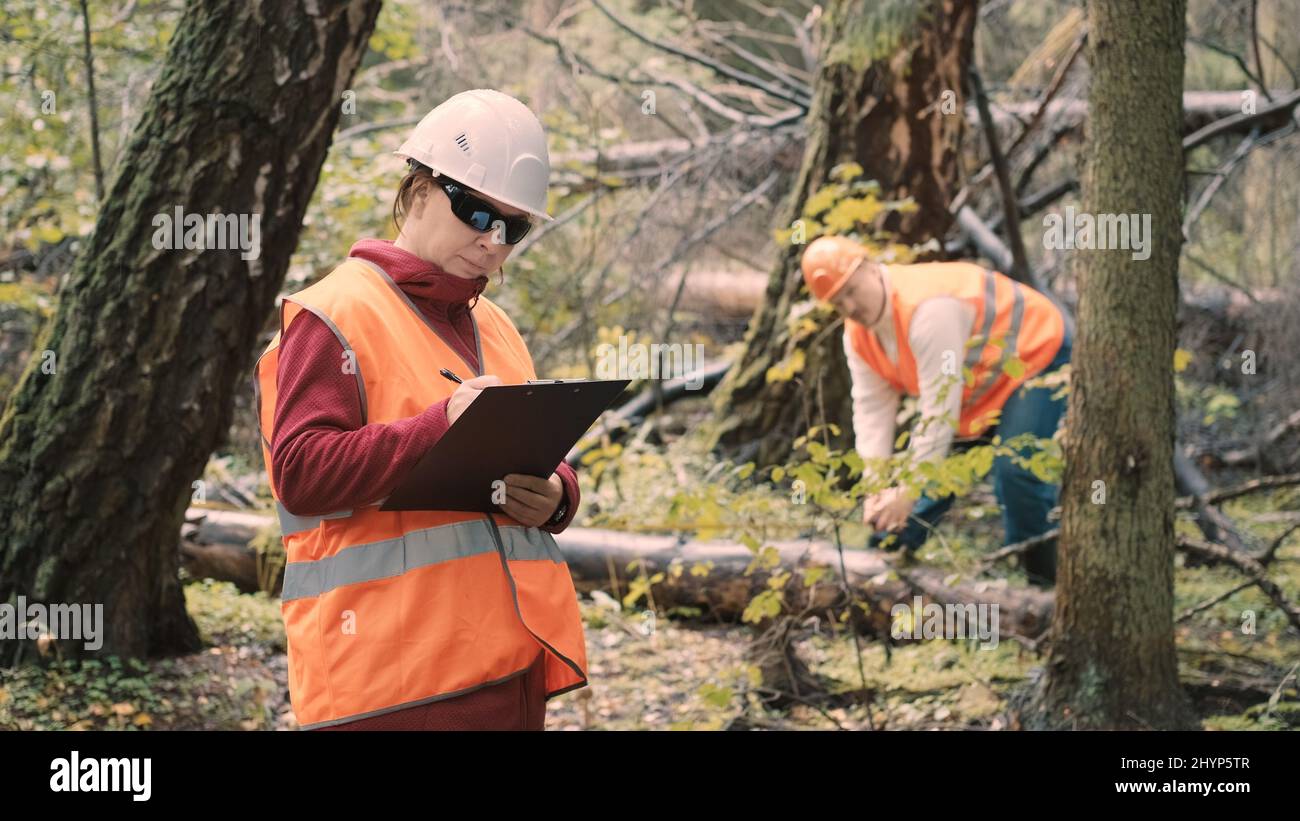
xmin=801 ymin=236 xmax=867 ymax=302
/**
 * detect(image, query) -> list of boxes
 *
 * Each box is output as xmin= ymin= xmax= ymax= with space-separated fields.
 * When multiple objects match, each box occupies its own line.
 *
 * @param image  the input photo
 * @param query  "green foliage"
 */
xmin=184 ymin=579 xmax=285 ymax=652
xmin=773 ymin=164 xmax=921 ymax=260
xmin=1176 ymin=373 xmax=1243 ymax=427
xmin=1 ymin=0 xmax=181 ymax=252
xmin=0 ymin=655 xmax=165 ymax=730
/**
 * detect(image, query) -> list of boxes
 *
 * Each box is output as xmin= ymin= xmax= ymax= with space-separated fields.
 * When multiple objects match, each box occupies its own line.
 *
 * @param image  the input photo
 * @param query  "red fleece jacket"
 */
xmin=270 ymin=238 xmax=580 ymax=532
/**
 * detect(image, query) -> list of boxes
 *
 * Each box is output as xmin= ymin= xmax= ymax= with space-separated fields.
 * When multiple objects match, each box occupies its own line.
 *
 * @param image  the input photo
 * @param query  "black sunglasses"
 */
xmin=435 ymin=176 xmax=534 ymax=245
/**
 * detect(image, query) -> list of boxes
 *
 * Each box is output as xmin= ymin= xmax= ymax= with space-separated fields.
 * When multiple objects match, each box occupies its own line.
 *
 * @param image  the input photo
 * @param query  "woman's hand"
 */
xmin=863 ymin=486 xmax=914 ymax=532
xmin=499 ymin=472 xmax=564 ymax=527
xmin=447 ymin=374 xmax=502 ymax=425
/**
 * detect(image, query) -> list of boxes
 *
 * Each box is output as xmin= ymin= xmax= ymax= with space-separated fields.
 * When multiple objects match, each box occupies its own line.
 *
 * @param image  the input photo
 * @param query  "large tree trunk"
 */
xmin=0 ymin=0 xmax=382 ymax=665
xmin=706 ymin=0 xmax=978 ymax=469
xmin=1026 ymin=0 xmax=1197 ymax=730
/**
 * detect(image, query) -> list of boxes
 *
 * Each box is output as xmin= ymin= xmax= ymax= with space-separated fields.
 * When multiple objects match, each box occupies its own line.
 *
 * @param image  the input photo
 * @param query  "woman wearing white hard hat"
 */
xmin=253 ymin=89 xmax=589 ymax=731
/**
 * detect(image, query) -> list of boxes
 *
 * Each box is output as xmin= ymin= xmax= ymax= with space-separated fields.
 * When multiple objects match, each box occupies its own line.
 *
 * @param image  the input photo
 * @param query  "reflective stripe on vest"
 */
xmin=276 ymin=500 xmax=354 ymax=538
xmin=963 ymin=268 xmax=997 ymax=380
xmin=969 ymin=279 xmax=1025 ymax=406
xmin=281 ymin=518 xmax=566 ymax=601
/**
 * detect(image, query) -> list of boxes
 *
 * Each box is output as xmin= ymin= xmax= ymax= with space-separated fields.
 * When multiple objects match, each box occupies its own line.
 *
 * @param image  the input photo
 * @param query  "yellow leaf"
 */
xmin=830 ymin=162 xmax=864 ymax=183
xmin=1173 ymin=348 xmax=1193 ymax=372
xmin=803 ymin=185 xmax=844 ymax=217
xmin=133 ymin=713 xmax=153 ymax=727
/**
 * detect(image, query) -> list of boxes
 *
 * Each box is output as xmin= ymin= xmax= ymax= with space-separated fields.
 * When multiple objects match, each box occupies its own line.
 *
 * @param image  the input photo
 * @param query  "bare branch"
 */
xmin=513 ymin=192 xmax=598 ymax=258
xmin=535 ymin=167 xmax=782 ymax=362
xmin=1183 ymin=88 xmax=1300 ymax=152
xmin=589 ymin=0 xmax=812 ymax=110
xmin=640 ymin=67 xmax=803 ymax=127
xmin=1182 ymin=252 xmax=1260 ymax=305
xmin=969 ymin=67 xmax=1030 ymax=285
xmin=1249 ymin=0 xmax=1271 ymax=102
xmin=1005 ymin=31 xmax=1087 ymax=159
xmin=1183 ymin=127 xmax=1260 ymax=239
xmin=1187 ymin=36 xmax=1267 ymax=94
xmin=1177 ymin=536 xmax=1300 ymax=633
xmin=695 ymin=26 xmax=813 ymax=100
xmin=335 ymin=115 xmax=421 ymax=142
xmin=1178 ymin=473 xmax=1300 ymax=508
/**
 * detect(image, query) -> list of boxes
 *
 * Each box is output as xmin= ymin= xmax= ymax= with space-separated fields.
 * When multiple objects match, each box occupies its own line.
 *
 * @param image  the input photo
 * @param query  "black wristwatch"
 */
xmin=547 ymin=501 xmax=568 ymax=526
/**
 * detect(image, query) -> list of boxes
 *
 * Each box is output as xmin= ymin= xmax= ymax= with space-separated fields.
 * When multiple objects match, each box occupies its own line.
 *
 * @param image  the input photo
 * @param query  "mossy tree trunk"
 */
xmin=0 ymin=0 xmax=382 ymax=665
xmin=707 ymin=0 xmax=978 ymax=469
xmin=1026 ymin=0 xmax=1197 ymax=730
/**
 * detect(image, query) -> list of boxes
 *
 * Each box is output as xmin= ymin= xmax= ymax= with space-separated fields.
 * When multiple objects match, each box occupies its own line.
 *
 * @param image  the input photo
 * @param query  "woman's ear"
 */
xmin=408 ymin=178 xmax=431 ymax=217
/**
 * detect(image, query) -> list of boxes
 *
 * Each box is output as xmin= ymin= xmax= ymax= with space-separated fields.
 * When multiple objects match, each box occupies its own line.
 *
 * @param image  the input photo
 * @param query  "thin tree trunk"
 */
xmin=1027 ymin=0 xmax=1197 ymax=730
xmin=78 ymin=0 xmax=104 ymax=202
xmin=0 ymin=0 xmax=382 ymax=665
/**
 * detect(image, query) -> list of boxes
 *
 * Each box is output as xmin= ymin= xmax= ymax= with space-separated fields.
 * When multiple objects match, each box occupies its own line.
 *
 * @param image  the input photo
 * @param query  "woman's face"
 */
xmin=397 ymin=176 xmax=531 ymax=279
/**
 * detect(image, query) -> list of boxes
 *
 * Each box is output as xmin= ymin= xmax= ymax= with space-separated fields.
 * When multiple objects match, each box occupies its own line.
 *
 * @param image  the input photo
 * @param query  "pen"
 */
xmin=439 ymin=367 xmax=463 ymax=384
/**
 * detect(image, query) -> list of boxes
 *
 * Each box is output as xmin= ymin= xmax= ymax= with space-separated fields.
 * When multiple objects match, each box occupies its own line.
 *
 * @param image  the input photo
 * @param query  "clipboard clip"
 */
xmin=525 ymin=378 xmax=588 ymax=384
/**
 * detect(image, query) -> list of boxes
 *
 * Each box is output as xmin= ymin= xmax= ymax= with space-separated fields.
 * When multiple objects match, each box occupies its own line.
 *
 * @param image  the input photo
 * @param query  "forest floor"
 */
xmin=3 ymin=488 xmax=1297 ymax=731
xmin=2 ymin=408 xmax=1296 ymax=731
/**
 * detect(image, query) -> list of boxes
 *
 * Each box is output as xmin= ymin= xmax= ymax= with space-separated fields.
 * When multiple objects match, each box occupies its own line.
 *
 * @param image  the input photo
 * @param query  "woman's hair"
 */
xmin=390 ymin=160 xmax=507 ymax=285
xmin=391 ymin=160 xmax=436 ymax=237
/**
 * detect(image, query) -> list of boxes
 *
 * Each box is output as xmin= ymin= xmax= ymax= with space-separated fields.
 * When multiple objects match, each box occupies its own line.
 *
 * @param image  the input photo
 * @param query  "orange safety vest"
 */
xmin=846 ymin=261 xmax=1065 ymax=437
xmin=253 ymin=256 xmax=588 ymax=729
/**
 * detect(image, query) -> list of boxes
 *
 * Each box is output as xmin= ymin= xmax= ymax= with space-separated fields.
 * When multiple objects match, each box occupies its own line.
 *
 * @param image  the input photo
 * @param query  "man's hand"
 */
xmin=863 ymin=486 xmax=914 ymax=532
xmin=499 ymin=472 xmax=564 ymax=527
xmin=448 ymin=374 xmax=502 ymax=425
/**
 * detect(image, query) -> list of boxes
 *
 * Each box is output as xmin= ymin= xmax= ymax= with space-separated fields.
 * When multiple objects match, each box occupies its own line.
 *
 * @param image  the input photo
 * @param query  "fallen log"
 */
xmin=554 ymin=527 xmax=1055 ymax=640
xmin=654 ymin=268 xmax=770 ymax=318
xmin=180 ymin=508 xmax=278 ymax=595
xmin=972 ymin=90 xmax=1300 ymax=143
xmin=178 ymin=508 xmax=1055 ymax=639
xmin=180 ymin=539 xmax=263 ymax=595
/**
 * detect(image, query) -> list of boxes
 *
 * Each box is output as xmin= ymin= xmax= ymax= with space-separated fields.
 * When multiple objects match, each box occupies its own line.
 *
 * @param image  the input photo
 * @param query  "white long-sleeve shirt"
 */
xmin=844 ymin=265 xmax=976 ymax=477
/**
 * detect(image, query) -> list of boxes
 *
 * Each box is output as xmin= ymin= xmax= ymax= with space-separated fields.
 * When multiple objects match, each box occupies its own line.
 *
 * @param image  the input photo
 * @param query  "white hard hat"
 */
xmin=394 ymin=89 xmax=553 ymax=221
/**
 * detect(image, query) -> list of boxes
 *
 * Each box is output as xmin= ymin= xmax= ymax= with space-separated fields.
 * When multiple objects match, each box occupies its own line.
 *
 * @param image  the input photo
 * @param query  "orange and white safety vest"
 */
xmin=254 ymin=256 xmax=588 ymax=730
xmin=846 ymin=261 xmax=1065 ymax=437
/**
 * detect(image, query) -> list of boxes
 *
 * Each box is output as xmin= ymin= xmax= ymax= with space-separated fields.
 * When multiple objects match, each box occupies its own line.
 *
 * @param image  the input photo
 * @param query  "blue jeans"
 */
xmin=869 ymin=321 xmax=1072 ymax=585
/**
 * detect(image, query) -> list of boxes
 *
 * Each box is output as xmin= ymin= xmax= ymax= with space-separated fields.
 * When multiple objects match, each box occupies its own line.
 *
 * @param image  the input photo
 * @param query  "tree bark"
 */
xmin=706 ymin=0 xmax=978 ymax=469
xmin=1027 ymin=0 xmax=1197 ymax=729
xmin=0 ymin=0 xmax=382 ymax=665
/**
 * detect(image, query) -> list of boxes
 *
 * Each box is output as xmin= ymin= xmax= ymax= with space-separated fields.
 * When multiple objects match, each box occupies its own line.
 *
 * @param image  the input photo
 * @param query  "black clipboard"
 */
xmin=380 ymin=378 xmax=631 ymax=512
